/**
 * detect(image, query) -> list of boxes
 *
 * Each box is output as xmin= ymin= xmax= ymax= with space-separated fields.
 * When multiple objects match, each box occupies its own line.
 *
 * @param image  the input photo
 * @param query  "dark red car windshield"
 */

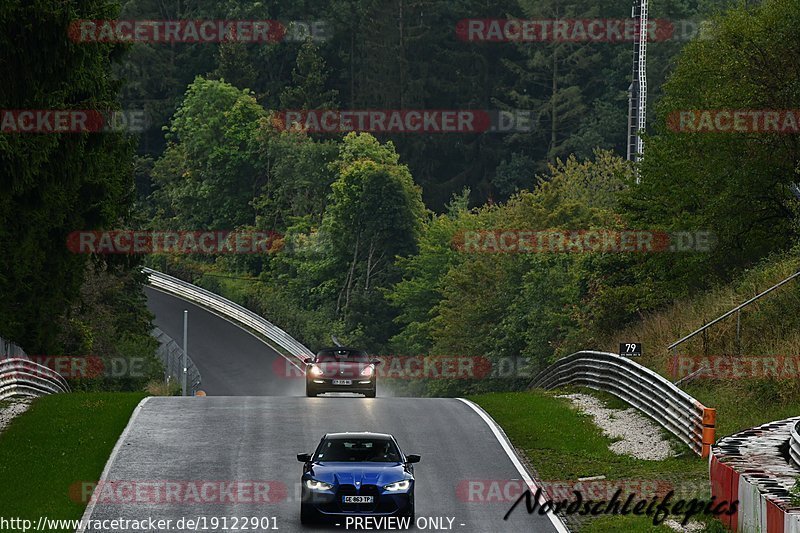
xmin=315 ymin=349 xmax=369 ymax=363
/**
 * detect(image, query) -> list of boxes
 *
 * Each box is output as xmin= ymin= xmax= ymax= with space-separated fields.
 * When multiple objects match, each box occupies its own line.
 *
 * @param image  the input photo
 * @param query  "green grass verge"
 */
xmin=471 ymin=390 xmax=707 ymax=482
xmin=0 ymin=392 xmax=146 ymax=529
xmin=580 ymin=514 xmax=726 ymax=532
xmin=470 ymin=390 xmax=712 ymax=532
xmin=685 ymin=381 xmax=800 ymax=438
xmin=580 ymin=514 xmax=672 ymax=532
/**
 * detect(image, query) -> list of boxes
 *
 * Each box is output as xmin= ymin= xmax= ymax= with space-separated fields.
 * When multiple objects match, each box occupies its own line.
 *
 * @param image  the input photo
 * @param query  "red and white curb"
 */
xmin=710 ymin=416 xmax=800 ymax=532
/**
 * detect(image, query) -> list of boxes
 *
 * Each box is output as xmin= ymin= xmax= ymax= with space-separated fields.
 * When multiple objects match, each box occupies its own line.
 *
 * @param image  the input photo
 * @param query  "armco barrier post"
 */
xmin=701 ymin=407 xmax=716 ymax=458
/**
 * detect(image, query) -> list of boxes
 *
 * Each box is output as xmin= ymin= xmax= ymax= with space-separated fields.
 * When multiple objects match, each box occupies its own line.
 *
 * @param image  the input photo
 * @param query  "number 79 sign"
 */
xmin=620 ymin=343 xmax=642 ymax=357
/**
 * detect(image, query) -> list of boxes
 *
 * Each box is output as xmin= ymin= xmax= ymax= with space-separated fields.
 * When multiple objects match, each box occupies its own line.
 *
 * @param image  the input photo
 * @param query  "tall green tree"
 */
xmin=322 ymin=133 xmax=426 ymax=345
xmin=0 ymin=0 xmax=135 ymax=351
xmin=387 ymin=190 xmax=472 ymax=354
xmin=279 ymin=40 xmax=339 ymax=110
xmin=150 ymin=77 xmax=265 ymax=229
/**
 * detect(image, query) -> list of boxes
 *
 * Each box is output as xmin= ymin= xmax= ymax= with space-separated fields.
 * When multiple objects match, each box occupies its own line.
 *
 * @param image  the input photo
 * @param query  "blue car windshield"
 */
xmin=315 ymin=438 xmax=401 ymax=462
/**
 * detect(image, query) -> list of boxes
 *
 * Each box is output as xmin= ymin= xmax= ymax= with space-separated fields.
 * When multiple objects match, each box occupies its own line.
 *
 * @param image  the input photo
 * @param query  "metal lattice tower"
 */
xmin=626 ymin=0 xmax=648 ymax=179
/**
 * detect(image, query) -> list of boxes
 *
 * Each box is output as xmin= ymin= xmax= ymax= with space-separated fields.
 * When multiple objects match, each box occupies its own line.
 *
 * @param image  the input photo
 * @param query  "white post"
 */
xmin=182 ymin=309 xmax=188 ymax=396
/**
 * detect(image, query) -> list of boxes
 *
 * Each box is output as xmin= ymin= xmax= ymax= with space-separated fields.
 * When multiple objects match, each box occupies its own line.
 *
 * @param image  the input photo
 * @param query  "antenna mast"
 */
xmin=626 ymin=0 xmax=648 ymax=180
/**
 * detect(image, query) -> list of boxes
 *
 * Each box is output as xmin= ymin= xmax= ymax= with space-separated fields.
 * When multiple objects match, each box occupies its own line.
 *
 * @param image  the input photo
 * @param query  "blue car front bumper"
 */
xmin=302 ymin=484 xmax=413 ymax=518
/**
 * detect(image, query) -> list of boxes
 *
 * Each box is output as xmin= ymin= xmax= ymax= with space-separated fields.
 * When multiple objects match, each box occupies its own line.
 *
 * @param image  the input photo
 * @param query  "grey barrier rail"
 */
xmin=151 ymin=327 xmax=202 ymax=395
xmin=791 ymin=421 xmax=800 ymax=470
xmin=143 ymin=268 xmax=314 ymax=364
xmin=1 ymin=335 xmax=28 ymax=360
xmin=529 ymin=350 xmax=716 ymax=457
xmin=0 ymin=357 xmax=71 ymax=400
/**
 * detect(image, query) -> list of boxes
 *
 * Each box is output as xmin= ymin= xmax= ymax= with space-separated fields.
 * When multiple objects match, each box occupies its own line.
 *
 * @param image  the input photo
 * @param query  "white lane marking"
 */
xmin=76 ymin=396 xmax=151 ymax=532
xmin=146 ymin=286 xmax=305 ymax=372
xmin=456 ymin=398 xmax=570 ymax=533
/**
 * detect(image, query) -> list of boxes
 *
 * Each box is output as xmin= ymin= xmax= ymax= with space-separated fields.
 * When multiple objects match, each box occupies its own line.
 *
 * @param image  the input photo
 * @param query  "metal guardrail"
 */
xmin=1 ymin=335 xmax=29 ymax=360
xmin=791 ymin=421 xmax=800 ymax=470
xmin=529 ymin=350 xmax=716 ymax=457
xmin=668 ymin=270 xmax=800 ymax=354
xmin=0 ymin=358 xmax=71 ymax=400
xmin=151 ymin=327 xmax=202 ymax=395
xmin=0 ymin=335 xmax=70 ymax=399
xmin=143 ymin=268 xmax=314 ymax=364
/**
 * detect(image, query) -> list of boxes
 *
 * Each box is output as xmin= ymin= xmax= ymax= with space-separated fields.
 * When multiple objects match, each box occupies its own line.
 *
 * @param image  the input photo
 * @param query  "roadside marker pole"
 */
xmin=182 ymin=309 xmax=188 ymax=396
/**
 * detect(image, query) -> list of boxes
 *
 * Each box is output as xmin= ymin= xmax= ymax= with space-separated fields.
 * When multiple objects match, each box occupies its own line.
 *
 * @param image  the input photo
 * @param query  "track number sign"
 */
xmin=620 ymin=342 xmax=642 ymax=357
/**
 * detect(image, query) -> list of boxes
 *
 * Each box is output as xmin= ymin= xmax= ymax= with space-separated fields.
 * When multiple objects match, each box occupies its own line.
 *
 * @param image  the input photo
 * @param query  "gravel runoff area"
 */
xmin=0 ymin=398 xmax=32 ymax=435
xmin=664 ymin=518 xmax=706 ymax=532
xmin=557 ymin=392 xmax=676 ymax=460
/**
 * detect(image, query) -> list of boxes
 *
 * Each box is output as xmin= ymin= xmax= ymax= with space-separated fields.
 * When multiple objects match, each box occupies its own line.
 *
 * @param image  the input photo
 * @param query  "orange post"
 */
xmin=701 ymin=407 xmax=716 ymax=458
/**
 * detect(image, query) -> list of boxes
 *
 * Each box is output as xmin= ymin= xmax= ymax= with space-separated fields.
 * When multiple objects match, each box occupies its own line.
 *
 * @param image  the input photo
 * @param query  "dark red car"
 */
xmin=305 ymin=347 xmax=380 ymax=398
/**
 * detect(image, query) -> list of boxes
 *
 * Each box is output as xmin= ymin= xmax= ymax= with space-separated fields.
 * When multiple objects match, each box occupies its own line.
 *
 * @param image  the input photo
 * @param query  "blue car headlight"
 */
xmin=305 ymin=479 xmax=334 ymax=491
xmin=383 ymin=480 xmax=411 ymax=492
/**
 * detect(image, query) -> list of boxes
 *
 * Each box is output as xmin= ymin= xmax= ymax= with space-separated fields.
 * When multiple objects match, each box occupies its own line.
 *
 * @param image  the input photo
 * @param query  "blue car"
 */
xmin=297 ymin=432 xmax=420 ymax=524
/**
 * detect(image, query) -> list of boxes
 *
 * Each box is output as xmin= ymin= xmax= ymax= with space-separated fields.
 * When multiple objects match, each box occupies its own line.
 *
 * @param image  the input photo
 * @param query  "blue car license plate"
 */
xmin=343 ymin=495 xmax=373 ymax=503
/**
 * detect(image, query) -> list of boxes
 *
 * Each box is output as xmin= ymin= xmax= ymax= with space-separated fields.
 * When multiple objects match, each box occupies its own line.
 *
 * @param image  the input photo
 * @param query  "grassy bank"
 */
xmin=471 ymin=390 xmax=719 ymax=532
xmin=596 ymin=252 xmax=800 ymax=438
xmin=0 ymin=392 xmax=146 ymax=529
xmin=471 ymin=390 xmax=706 ymax=483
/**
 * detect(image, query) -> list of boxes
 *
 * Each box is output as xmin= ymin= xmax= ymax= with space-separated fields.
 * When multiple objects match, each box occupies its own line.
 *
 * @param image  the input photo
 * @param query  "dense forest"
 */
xmin=118 ymin=0 xmax=737 ymax=207
xmin=2 ymin=0 xmax=799 ymax=395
